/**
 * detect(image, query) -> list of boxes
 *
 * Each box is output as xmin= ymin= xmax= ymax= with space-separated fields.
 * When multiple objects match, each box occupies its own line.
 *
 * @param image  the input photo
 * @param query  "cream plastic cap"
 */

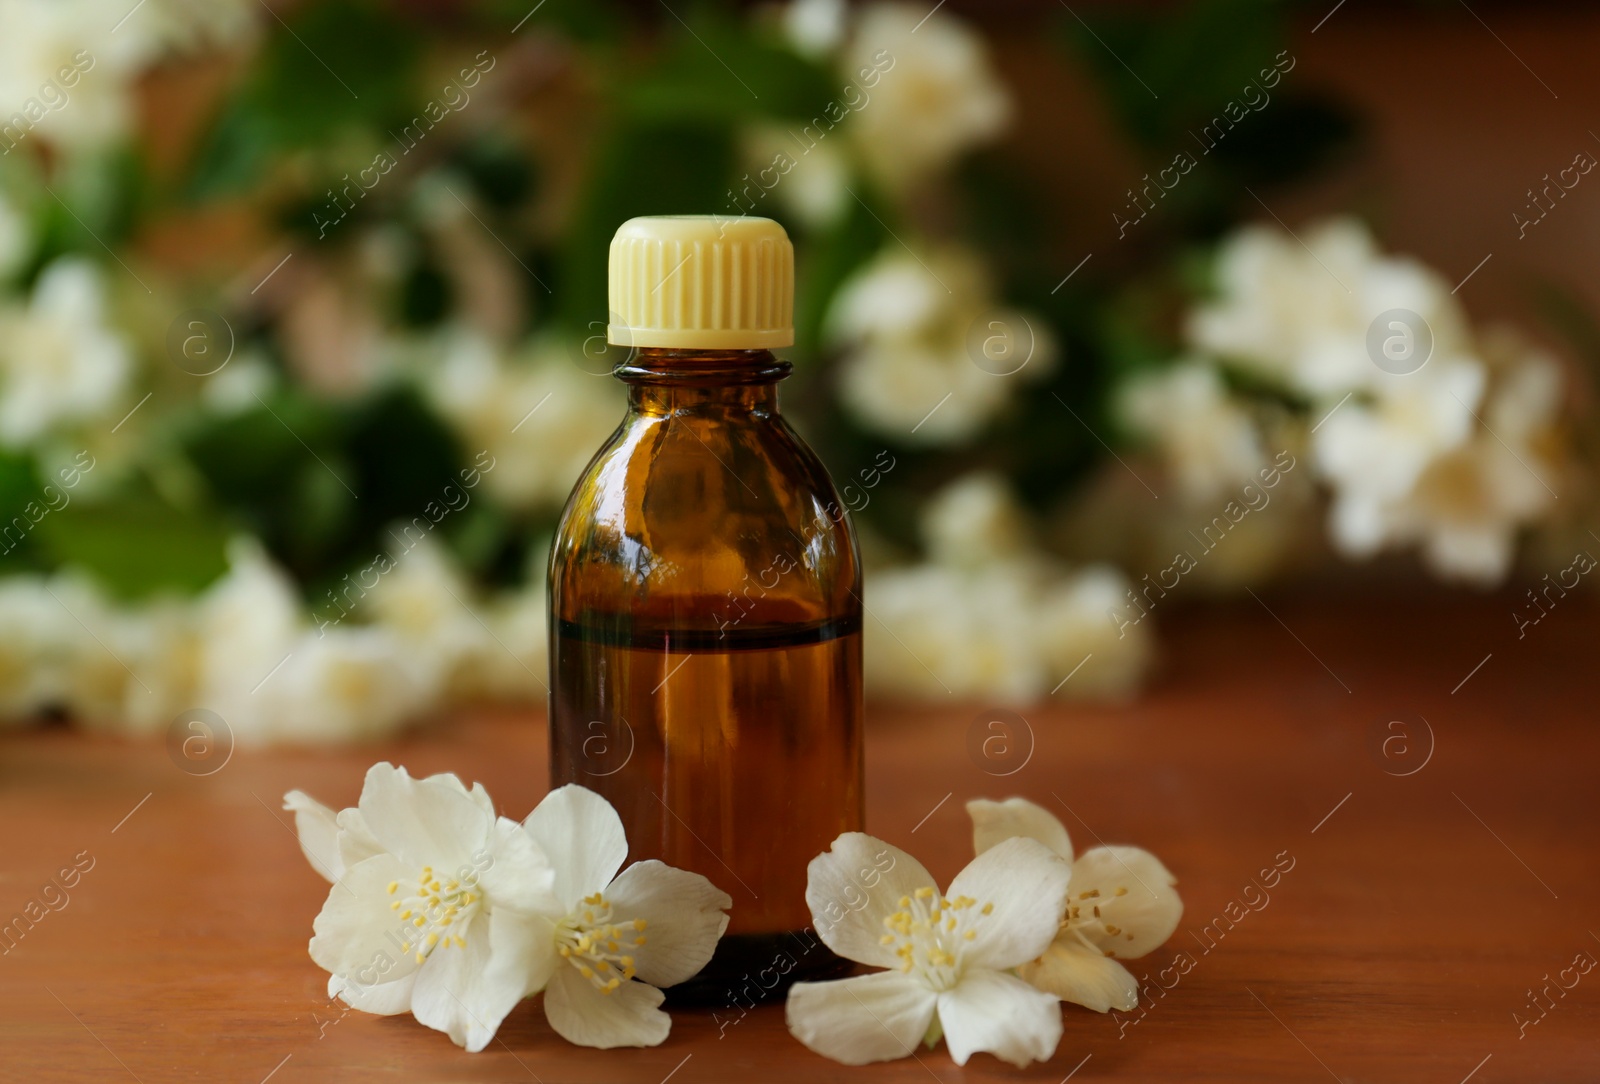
xmin=608 ymin=215 xmax=794 ymax=349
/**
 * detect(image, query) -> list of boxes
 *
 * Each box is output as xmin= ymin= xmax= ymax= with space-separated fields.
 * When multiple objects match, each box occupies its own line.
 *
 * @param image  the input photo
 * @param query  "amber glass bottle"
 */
xmin=548 ymin=216 xmax=862 ymax=1002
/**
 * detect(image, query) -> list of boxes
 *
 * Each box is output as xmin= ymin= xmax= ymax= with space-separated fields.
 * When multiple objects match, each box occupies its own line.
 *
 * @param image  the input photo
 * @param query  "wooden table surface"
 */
xmin=3 ymin=585 xmax=1598 ymax=1083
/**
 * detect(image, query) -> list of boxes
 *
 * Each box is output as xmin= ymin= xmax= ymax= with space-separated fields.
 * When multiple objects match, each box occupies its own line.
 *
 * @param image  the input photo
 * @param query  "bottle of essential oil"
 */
xmin=548 ymin=216 xmax=863 ymax=1001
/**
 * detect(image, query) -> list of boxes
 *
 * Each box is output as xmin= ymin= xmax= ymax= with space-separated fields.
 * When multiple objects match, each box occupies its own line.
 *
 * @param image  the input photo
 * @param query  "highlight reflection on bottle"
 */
xmin=548 ymin=216 xmax=863 ymax=1001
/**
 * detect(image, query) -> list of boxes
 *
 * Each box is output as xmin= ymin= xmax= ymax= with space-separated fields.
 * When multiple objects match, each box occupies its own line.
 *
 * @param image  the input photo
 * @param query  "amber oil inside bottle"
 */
xmin=549 ymin=348 xmax=863 ymax=1004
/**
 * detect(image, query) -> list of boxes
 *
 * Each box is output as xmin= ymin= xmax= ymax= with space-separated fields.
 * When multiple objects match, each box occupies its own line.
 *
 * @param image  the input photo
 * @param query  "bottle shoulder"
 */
xmin=550 ymin=410 xmax=860 ymax=628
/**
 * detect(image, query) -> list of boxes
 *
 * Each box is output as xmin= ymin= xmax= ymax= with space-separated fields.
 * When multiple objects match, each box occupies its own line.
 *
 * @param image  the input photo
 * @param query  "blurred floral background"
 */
xmin=0 ymin=0 xmax=1593 ymax=743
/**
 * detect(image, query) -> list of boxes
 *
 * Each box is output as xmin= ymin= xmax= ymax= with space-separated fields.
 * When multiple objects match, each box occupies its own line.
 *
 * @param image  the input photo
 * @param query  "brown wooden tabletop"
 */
xmin=3 ymin=585 xmax=1598 ymax=1083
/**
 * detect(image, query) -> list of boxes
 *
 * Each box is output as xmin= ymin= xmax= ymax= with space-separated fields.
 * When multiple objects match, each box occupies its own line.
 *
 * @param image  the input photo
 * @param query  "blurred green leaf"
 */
xmin=474 ymin=0 xmax=622 ymax=41
xmin=1064 ymin=0 xmax=1286 ymax=150
xmin=188 ymin=0 xmax=421 ymax=200
xmin=792 ymin=193 xmax=888 ymax=361
xmin=623 ymin=9 xmax=835 ymax=124
xmin=559 ymin=118 xmax=734 ymax=325
xmin=181 ymin=383 xmax=472 ymax=590
xmin=0 ymin=450 xmax=47 ymax=571
xmin=1062 ymin=0 xmax=1358 ymax=241
xmin=34 ymin=498 xmax=231 ymax=599
xmin=1532 ymin=278 xmax=1600 ymax=375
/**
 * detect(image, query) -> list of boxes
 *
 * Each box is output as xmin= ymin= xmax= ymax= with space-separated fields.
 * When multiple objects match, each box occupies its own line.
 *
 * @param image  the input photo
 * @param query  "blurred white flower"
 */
xmin=0 ymin=534 xmax=556 ymax=741
xmin=830 ymin=247 xmax=1054 ymax=444
xmin=922 ymin=471 xmax=1032 ymax=567
xmin=1411 ymin=333 xmax=1563 ymax=583
xmin=1180 ymin=216 xmax=1570 ymax=586
xmin=200 ymin=349 xmax=277 ymax=413
xmin=741 ymin=124 xmax=850 ymax=229
xmin=830 ymin=246 xmax=977 ymax=343
xmin=190 ymin=538 xmax=302 ymax=733
xmin=842 ymin=3 xmax=1010 ymax=190
xmin=837 ymin=340 xmax=1010 ymax=444
xmin=1119 ymin=362 xmax=1268 ymax=504
xmin=458 ymin=579 xmax=549 ymax=703
xmin=1033 ymin=564 xmax=1155 ymax=700
xmin=113 ymin=601 xmax=202 ymax=736
xmin=425 ymin=334 xmax=622 ymax=511
xmin=0 ymin=569 xmax=207 ymax=735
xmin=868 ymin=563 xmax=1038 ymax=702
xmin=783 ymin=0 xmax=848 ymax=57
xmin=866 ymin=475 xmax=1150 ymax=702
xmin=0 ymin=258 xmax=132 ymax=448
xmin=1187 ymin=217 xmax=1471 ymax=397
xmin=267 ymin=626 xmax=434 ymax=745
xmin=133 ymin=0 xmax=257 ymax=53
xmin=1323 ymin=332 xmax=1562 ymax=585
xmin=1312 ymin=361 xmax=1484 ymax=558
xmin=0 ymin=575 xmax=81 ymax=723
xmin=57 ymin=582 xmax=143 ymax=727
xmin=0 ymin=0 xmax=254 ymax=155
xmin=186 ymin=540 xmax=437 ymax=745
xmin=361 ymin=533 xmax=491 ymax=699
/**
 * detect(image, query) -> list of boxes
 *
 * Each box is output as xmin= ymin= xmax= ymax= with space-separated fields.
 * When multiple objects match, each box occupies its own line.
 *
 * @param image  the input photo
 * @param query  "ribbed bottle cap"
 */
xmin=607 ymin=215 xmax=794 ymax=349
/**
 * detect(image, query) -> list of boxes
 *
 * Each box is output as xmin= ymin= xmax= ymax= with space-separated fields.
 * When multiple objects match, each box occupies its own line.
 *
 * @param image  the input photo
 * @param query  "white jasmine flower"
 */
xmin=0 ymin=257 xmax=132 ymax=448
xmin=829 ymin=248 xmax=1054 ymax=444
xmin=967 ymin=798 xmax=1181 ymax=1013
xmin=843 ymin=3 xmax=1010 ymax=190
xmin=287 ymin=764 xmax=555 ymax=1052
xmin=518 ymin=785 xmax=732 ymax=1048
xmin=1120 ymin=362 xmax=1268 ymax=504
xmin=424 ymin=334 xmax=622 ymax=510
xmin=786 ymin=832 xmax=1071 ymax=1067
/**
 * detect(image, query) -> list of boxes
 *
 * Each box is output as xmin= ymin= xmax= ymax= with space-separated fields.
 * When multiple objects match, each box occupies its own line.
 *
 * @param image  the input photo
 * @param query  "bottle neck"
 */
xmin=615 ymin=348 xmax=789 ymax=416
